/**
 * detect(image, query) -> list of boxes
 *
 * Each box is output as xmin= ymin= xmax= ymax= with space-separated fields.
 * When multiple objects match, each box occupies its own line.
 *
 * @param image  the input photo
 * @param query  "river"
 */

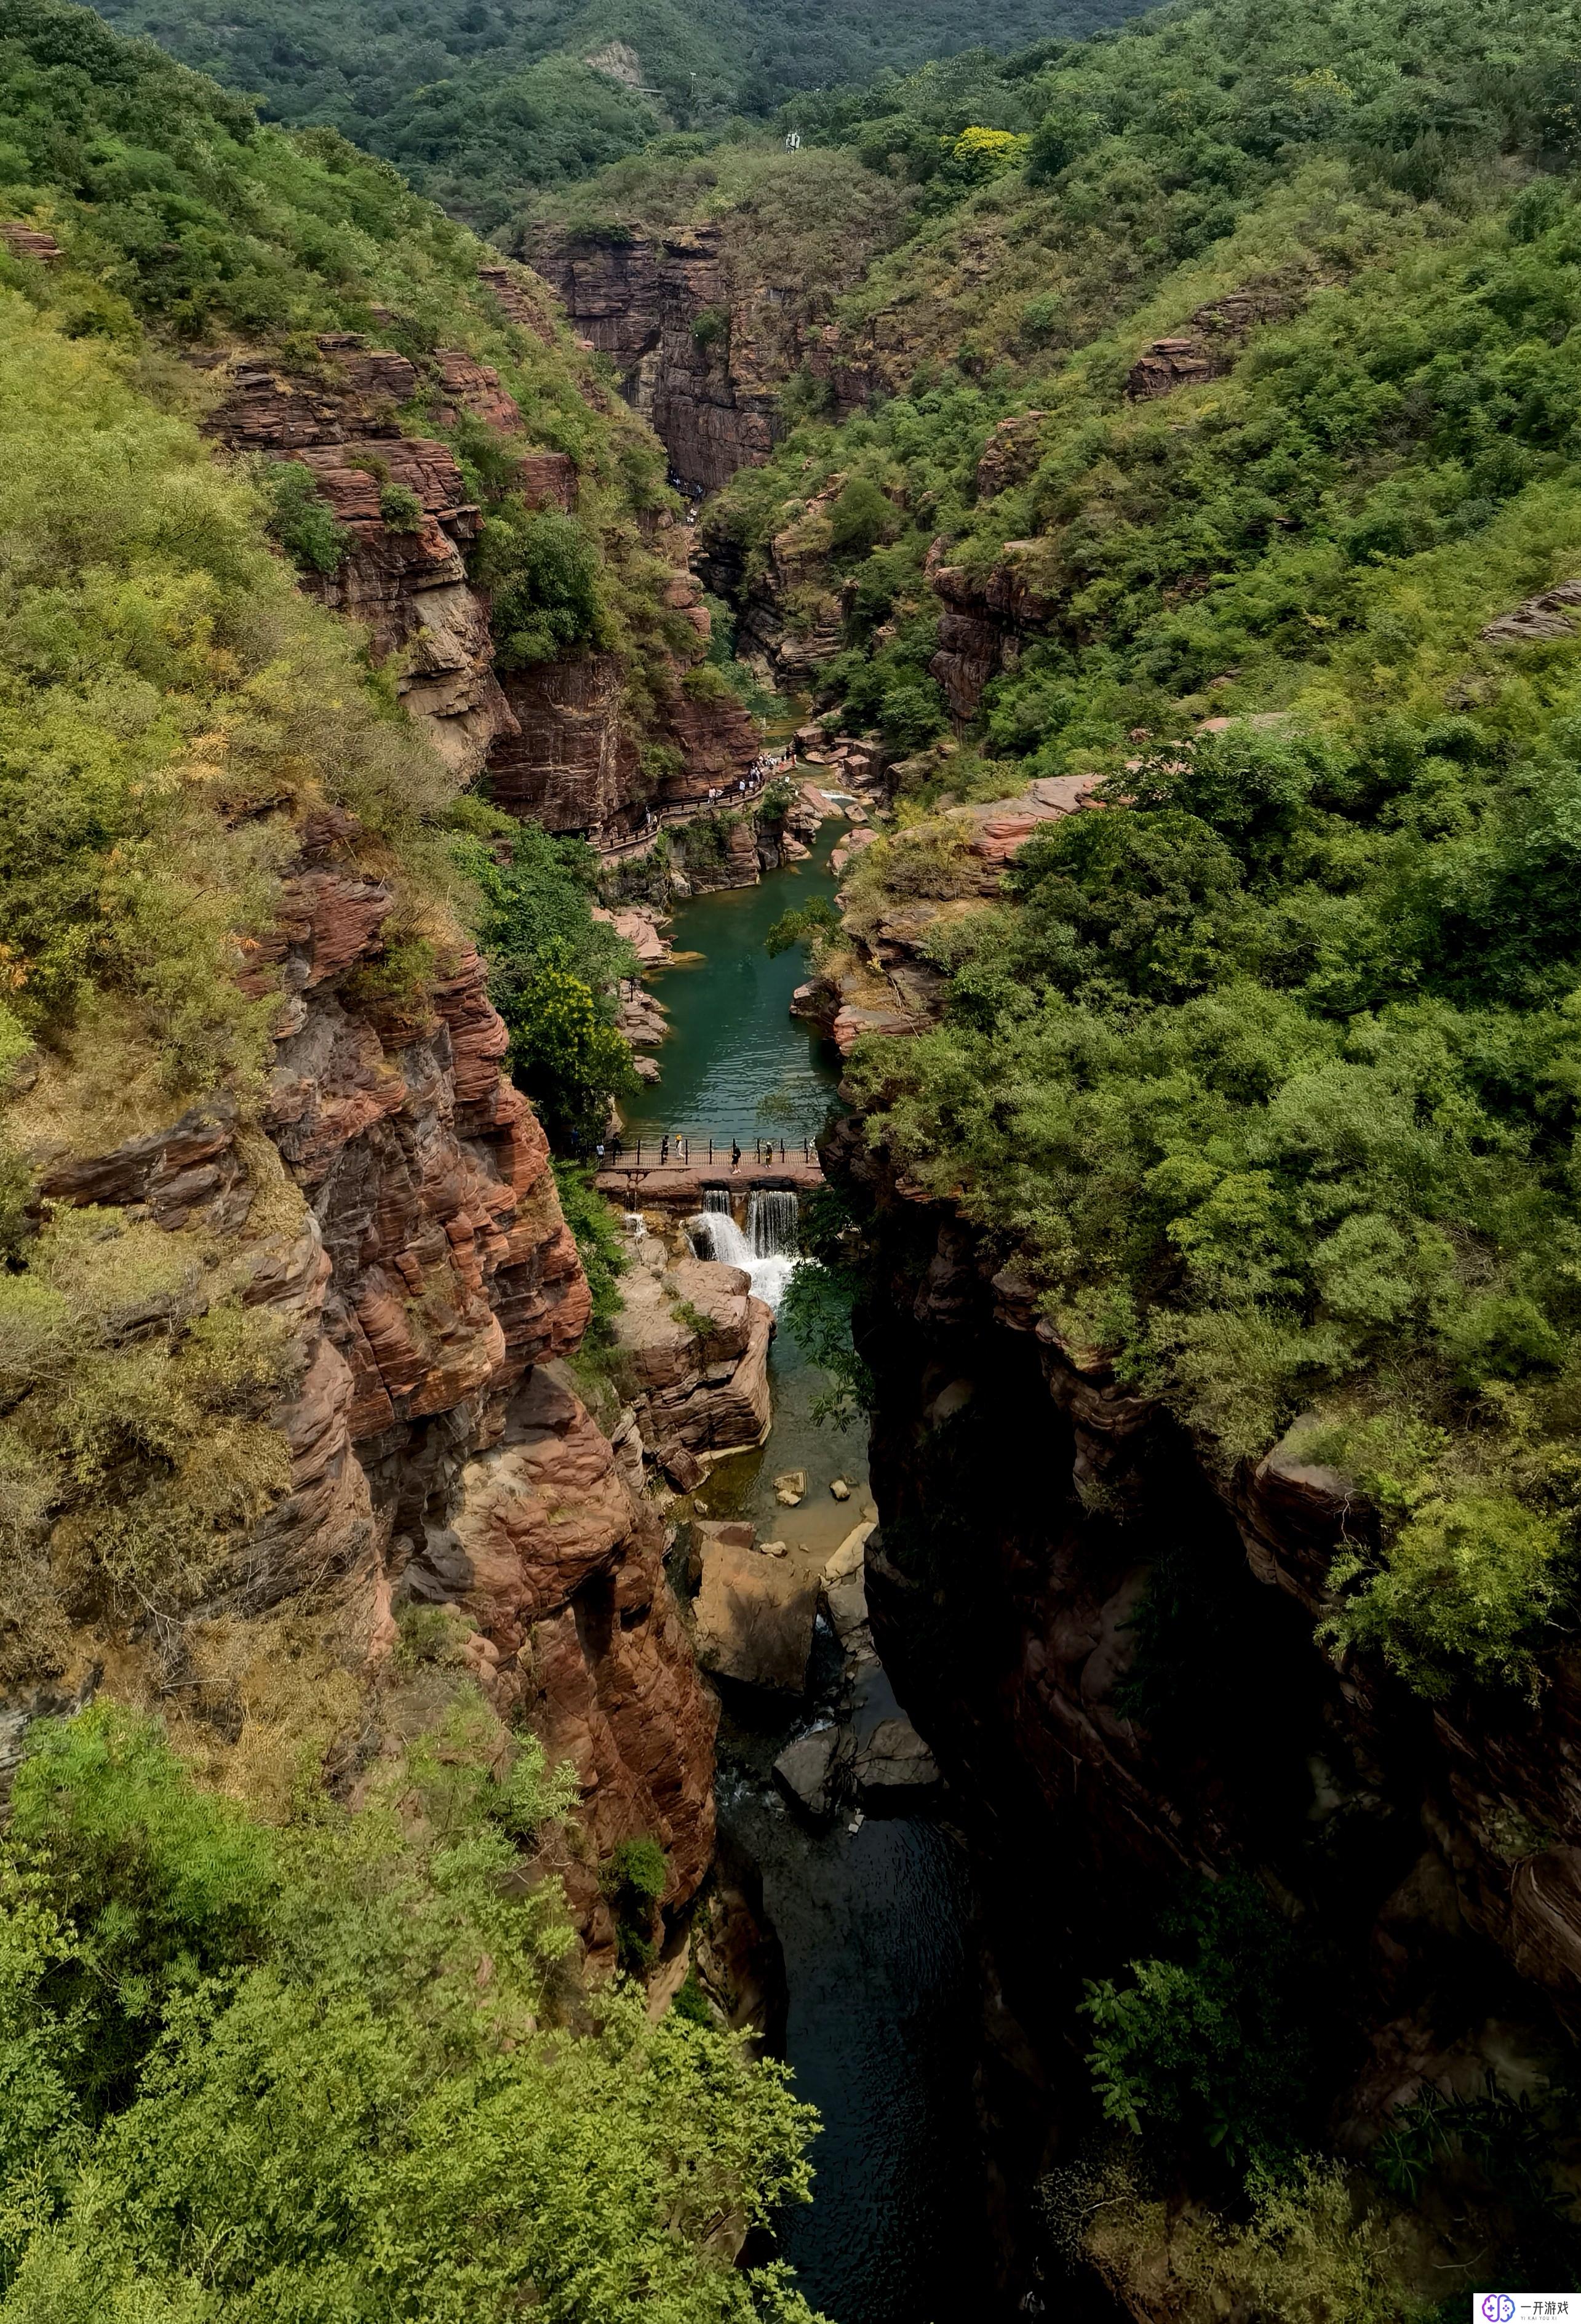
xmin=623 ymin=832 xmax=998 ymax=2324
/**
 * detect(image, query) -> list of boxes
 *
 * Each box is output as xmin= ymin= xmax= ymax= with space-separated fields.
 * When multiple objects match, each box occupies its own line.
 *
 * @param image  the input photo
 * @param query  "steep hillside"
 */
xmin=0 ymin=7 xmax=822 ymax=2315
xmin=91 ymin=0 xmax=1157 ymax=223
xmin=675 ymin=0 xmax=1581 ymax=2306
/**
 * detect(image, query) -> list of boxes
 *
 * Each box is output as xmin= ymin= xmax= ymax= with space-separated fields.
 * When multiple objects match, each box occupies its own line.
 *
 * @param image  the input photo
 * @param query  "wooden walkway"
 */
xmin=595 ymin=1155 xmax=823 ymax=1206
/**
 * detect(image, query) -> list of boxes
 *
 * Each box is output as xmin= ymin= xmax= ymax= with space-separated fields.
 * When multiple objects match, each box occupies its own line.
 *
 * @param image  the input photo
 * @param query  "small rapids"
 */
xmin=688 ymin=1187 xmax=802 ymax=1312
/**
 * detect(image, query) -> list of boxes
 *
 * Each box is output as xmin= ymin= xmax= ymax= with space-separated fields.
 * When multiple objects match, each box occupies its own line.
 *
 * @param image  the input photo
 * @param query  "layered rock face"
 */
xmin=37 ymin=810 xmax=717 ymax=1932
xmin=926 ymin=539 xmax=1055 ymax=725
xmin=829 ymin=1117 xmax=1581 ymax=2295
xmin=532 ymin=230 xmax=771 ymax=492
xmin=609 ymin=1232 xmax=772 ymax=1487
xmin=487 ymin=647 xmax=758 ymax=836
xmin=204 ymin=332 xmax=525 ymax=781
xmin=532 ymin=230 xmax=783 ymax=492
xmin=487 ymin=650 xmax=634 ymax=829
xmin=531 ymin=225 xmax=878 ymax=493
xmin=202 ymin=320 xmax=754 ymax=838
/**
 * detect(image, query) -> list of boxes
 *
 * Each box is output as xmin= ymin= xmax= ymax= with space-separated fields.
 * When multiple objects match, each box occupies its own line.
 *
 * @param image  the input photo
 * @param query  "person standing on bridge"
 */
xmin=731 ymin=1139 xmax=741 ymax=1170
xmin=660 ymin=1134 xmax=669 ymax=1166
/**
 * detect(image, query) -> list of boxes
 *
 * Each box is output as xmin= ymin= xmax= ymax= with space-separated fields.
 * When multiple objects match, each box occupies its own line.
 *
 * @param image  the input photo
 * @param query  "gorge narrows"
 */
xmin=622 ymin=835 xmax=998 ymax=2323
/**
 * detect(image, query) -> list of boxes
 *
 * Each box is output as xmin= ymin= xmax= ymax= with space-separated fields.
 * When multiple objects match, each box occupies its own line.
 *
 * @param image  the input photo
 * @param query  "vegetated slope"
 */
xmin=0 ymin=10 xmax=824 ymax=2315
xmin=713 ymin=0 xmax=1581 ymax=1707
xmin=89 ymin=0 xmax=1158 ymax=223
xmin=693 ymin=4 xmax=1581 ymax=2306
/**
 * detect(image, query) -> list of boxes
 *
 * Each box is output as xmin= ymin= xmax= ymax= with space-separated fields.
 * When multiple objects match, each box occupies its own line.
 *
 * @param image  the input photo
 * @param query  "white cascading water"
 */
xmin=688 ymin=1188 xmax=800 ymax=1311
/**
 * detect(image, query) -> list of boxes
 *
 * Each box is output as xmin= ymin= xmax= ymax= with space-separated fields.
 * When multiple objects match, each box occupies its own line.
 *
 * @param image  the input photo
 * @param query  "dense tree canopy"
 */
xmin=694 ymin=0 xmax=1581 ymax=1704
xmin=0 ymin=1706 xmax=823 ymax=2321
xmin=89 ymin=0 xmax=1156 ymax=222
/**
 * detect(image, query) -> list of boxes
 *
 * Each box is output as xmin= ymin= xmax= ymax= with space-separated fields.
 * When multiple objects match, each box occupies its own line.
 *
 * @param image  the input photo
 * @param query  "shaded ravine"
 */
xmin=633 ymin=841 xmax=996 ymax=2323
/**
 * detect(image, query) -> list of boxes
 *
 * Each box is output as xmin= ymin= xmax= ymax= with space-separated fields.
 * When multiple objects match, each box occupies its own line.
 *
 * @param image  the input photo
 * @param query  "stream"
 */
xmin=623 ymin=833 xmax=998 ymax=2324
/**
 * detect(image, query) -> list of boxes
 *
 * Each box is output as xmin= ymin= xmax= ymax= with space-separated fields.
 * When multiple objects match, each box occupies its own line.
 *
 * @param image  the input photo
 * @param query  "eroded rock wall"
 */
xmin=34 ymin=809 xmax=717 ymax=1939
xmin=532 ymin=229 xmax=780 ymax=492
xmin=204 ymin=333 xmax=523 ymax=782
xmin=826 ymin=1117 xmax=1581 ymax=2297
xmin=530 ymin=225 xmax=878 ymax=493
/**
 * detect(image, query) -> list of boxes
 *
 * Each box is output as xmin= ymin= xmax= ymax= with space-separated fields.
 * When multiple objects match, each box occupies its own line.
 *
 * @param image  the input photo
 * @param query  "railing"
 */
xmin=589 ymin=757 xmax=802 ymax=861
xmin=597 ymin=1135 xmax=818 ymax=1170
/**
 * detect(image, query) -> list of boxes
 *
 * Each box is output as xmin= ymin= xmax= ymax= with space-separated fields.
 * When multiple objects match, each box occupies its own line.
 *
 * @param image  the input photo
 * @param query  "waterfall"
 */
xmin=688 ymin=1188 xmax=800 ymax=1312
xmin=749 ymin=1188 xmax=799 ymax=1257
xmin=690 ymin=1204 xmax=754 ymax=1271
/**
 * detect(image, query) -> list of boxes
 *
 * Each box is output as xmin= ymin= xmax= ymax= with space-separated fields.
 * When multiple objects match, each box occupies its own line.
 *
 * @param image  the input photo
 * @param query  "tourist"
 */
xmin=730 ymin=1140 xmax=741 ymax=1169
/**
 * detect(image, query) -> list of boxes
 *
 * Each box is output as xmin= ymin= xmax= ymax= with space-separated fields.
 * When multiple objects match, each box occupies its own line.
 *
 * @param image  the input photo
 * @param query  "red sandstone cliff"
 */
xmin=528 ymin=222 xmax=885 ymax=494
xmin=202 ymin=313 xmax=754 ymax=839
xmin=203 ymin=333 xmax=525 ymax=782
xmin=821 ymin=1065 xmax=1581 ymax=2309
xmin=33 ymin=807 xmax=717 ymax=1949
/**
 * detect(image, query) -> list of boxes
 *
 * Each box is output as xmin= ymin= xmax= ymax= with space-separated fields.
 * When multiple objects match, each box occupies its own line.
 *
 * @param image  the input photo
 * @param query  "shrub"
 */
xmin=475 ymin=503 xmax=613 ymax=668
xmin=262 ymin=460 xmax=349 ymax=572
xmin=0 ymin=1705 xmax=823 ymax=2321
xmin=0 ymin=1207 xmax=300 ymax=1680
xmin=828 ymin=474 xmax=898 ymax=559
xmin=499 ymin=950 xmax=637 ymax=1146
xmin=378 ymin=480 xmax=425 ymax=531
xmin=1078 ymin=1875 xmax=1323 ymax=2173
xmin=764 ymin=896 xmax=841 ymax=957
xmin=1047 ymin=2148 xmax=1418 ymax=2324
xmin=1326 ymin=1495 xmax=1566 ymax=1699
xmin=600 ymin=1834 xmax=669 ymax=1975
xmin=552 ymin=1160 xmax=626 ymax=1329
xmin=943 ymin=126 xmax=1030 ymax=184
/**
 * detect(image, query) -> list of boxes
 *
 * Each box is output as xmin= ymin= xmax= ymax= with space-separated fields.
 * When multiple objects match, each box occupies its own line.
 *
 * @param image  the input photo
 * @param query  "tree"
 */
xmin=0 ymin=1706 xmax=827 ymax=2323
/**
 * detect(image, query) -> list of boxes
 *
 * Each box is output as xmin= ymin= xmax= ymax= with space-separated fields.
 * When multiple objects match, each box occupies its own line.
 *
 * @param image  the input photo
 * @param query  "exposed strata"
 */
xmin=487 ymin=642 xmax=758 ymax=837
xmin=1124 ymin=284 xmax=1305 ymax=400
xmin=528 ymin=223 xmax=887 ymax=492
xmin=202 ymin=316 xmax=755 ymax=837
xmin=531 ymin=227 xmax=806 ymax=490
xmin=926 ymin=538 xmax=1056 ymax=724
xmin=608 ymin=1230 xmax=773 ymax=1488
xmin=25 ymin=807 xmax=719 ymax=1949
xmin=531 ymin=230 xmax=775 ymax=492
xmin=202 ymin=332 xmax=525 ymax=782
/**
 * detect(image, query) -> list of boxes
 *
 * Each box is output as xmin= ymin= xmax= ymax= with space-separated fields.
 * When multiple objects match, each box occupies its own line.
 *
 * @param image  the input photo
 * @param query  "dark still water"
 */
xmin=721 ymin=1763 xmax=995 ymax=2324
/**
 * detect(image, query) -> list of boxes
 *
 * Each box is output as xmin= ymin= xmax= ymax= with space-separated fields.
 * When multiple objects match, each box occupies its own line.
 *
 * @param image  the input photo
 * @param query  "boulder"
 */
xmin=1481 ymin=580 xmax=1581 ymax=644
xmin=774 ymin=1727 xmax=843 ymax=1822
xmin=611 ymin=1246 xmax=771 ymax=1466
xmin=852 ymin=1715 xmax=940 ymax=1808
xmin=774 ymin=1469 xmax=806 ymax=1507
xmin=822 ymin=1520 xmax=875 ymax=1649
xmin=693 ymin=1523 xmax=819 ymax=1692
xmin=830 ymin=1478 xmax=851 ymax=1502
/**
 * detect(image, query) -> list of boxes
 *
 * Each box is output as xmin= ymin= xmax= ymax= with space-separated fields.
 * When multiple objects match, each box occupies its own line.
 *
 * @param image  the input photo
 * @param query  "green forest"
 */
xmin=0 ymin=3 xmax=822 ymax=2313
xmin=688 ymin=0 xmax=1581 ymax=1709
xmin=89 ymin=0 xmax=1155 ymax=222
